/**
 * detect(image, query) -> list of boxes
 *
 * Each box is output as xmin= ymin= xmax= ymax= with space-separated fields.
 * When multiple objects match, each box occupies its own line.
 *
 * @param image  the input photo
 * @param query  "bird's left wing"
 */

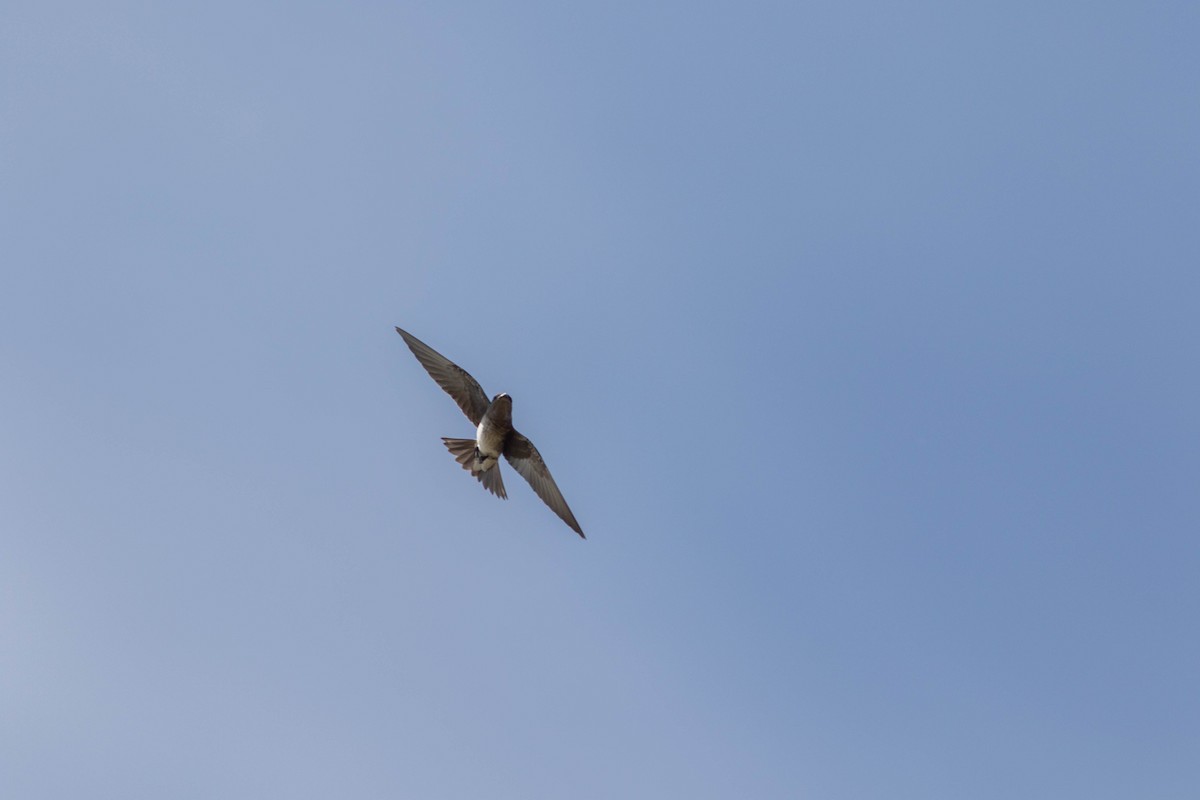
xmin=504 ymin=430 xmax=585 ymax=538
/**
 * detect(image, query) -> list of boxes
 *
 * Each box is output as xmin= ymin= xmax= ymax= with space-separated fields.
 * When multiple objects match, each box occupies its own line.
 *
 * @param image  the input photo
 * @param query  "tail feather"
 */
xmin=442 ymin=437 xmax=476 ymax=469
xmin=441 ymin=437 xmax=507 ymax=499
xmin=479 ymin=464 xmax=506 ymax=499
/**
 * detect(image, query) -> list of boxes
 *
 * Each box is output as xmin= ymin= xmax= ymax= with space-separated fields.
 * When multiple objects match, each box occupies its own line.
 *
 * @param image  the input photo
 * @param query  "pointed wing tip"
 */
xmin=565 ymin=515 xmax=585 ymax=538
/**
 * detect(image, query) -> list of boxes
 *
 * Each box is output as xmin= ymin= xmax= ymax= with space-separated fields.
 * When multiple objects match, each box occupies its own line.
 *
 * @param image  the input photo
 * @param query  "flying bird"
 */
xmin=395 ymin=326 xmax=585 ymax=538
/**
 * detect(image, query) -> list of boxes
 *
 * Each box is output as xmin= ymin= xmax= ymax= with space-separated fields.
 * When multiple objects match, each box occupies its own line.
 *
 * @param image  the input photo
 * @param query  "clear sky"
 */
xmin=3 ymin=2 xmax=1198 ymax=798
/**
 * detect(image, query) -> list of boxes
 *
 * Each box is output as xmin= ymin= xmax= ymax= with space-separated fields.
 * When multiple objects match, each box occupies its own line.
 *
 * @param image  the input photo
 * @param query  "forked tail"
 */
xmin=441 ymin=437 xmax=507 ymax=499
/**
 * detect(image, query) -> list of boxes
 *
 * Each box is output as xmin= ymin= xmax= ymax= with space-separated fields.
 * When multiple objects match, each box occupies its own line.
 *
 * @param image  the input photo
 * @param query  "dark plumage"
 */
xmin=395 ymin=326 xmax=585 ymax=539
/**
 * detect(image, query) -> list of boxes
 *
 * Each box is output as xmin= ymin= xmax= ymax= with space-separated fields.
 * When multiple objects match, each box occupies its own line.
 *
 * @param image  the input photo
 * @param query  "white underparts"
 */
xmin=475 ymin=420 xmax=504 ymax=461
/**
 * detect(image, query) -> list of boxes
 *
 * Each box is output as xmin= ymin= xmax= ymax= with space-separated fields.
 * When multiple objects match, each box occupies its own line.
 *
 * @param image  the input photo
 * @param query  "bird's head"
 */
xmin=492 ymin=392 xmax=511 ymax=405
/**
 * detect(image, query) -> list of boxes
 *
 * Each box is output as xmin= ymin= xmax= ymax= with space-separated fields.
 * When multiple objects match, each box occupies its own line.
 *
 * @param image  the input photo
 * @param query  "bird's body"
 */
xmin=395 ymin=327 xmax=585 ymax=538
xmin=475 ymin=394 xmax=512 ymax=465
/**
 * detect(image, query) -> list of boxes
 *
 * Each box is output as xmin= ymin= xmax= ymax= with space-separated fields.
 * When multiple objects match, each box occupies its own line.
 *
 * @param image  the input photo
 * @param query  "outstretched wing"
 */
xmin=395 ymin=327 xmax=490 ymax=426
xmin=504 ymin=430 xmax=584 ymax=538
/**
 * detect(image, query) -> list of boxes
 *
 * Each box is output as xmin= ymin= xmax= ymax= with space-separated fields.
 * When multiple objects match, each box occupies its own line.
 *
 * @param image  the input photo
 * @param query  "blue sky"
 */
xmin=2 ymin=2 xmax=1198 ymax=797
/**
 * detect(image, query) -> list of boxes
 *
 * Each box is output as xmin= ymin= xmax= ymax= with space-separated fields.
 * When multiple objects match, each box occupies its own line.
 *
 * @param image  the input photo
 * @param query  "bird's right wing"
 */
xmin=395 ymin=327 xmax=490 ymax=425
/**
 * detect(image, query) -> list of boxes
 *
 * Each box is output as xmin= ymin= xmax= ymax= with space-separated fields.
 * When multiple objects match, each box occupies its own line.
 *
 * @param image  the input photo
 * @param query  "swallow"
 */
xmin=395 ymin=326 xmax=585 ymax=538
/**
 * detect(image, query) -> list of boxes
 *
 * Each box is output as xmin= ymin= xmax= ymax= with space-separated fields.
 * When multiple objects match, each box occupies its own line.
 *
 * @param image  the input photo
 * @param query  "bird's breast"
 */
xmin=476 ymin=417 xmax=508 ymax=458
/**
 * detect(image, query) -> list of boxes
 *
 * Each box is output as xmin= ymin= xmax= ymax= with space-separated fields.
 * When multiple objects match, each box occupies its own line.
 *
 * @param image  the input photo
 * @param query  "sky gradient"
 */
xmin=3 ymin=2 xmax=1198 ymax=798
